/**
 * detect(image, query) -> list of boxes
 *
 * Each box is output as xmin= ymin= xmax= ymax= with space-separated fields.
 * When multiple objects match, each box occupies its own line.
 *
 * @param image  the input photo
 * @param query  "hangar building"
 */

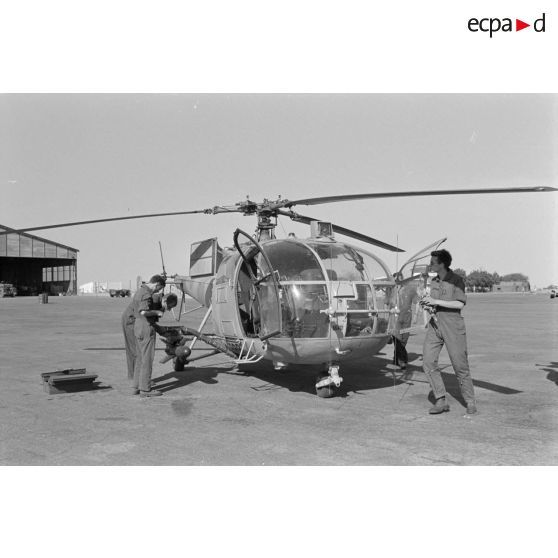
xmin=494 ymin=280 xmax=531 ymax=293
xmin=0 ymin=224 xmax=78 ymax=295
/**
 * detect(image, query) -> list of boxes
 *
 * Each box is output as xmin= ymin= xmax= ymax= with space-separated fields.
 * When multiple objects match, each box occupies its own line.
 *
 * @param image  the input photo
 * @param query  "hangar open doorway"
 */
xmin=0 ymin=224 xmax=78 ymax=296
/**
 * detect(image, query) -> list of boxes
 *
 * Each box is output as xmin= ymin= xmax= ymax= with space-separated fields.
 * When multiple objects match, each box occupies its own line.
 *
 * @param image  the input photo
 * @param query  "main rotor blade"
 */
xmin=0 ymin=209 xmax=213 ymax=236
xmin=281 ymin=186 xmax=557 ymax=209
xmin=278 ymin=210 xmax=404 ymax=252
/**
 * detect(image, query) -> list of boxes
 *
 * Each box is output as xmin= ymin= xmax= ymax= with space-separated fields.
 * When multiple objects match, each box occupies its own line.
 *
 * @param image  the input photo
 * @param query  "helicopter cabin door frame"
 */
xmin=233 ymin=229 xmax=282 ymax=341
xmin=397 ymin=237 xmax=447 ymax=282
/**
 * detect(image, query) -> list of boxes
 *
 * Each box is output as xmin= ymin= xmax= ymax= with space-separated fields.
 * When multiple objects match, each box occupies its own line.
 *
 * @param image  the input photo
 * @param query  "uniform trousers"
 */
xmin=422 ymin=314 xmax=475 ymax=405
xmin=394 ymin=337 xmax=409 ymax=366
xmin=121 ymin=313 xmax=136 ymax=379
xmin=133 ymin=320 xmax=156 ymax=392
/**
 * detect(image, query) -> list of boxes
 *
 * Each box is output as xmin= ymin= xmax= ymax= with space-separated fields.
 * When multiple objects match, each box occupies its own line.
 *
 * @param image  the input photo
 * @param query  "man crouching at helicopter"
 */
xmin=122 ymin=286 xmax=178 ymax=393
xmin=125 ymin=274 xmax=169 ymax=397
xmin=421 ymin=250 xmax=478 ymax=415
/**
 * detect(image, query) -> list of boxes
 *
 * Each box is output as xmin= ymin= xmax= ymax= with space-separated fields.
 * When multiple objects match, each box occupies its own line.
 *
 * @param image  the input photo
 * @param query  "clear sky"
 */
xmin=1 ymin=94 xmax=556 ymax=287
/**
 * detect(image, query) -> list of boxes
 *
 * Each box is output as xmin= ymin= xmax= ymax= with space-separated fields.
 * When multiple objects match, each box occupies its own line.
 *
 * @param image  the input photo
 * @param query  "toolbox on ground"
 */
xmin=41 ymin=368 xmax=99 ymax=394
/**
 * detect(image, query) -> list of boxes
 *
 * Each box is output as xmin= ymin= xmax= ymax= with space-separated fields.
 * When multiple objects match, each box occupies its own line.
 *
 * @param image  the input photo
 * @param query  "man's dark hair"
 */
xmin=431 ymin=249 xmax=452 ymax=269
xmin=149 ymin=274 xmax=166 ymax=287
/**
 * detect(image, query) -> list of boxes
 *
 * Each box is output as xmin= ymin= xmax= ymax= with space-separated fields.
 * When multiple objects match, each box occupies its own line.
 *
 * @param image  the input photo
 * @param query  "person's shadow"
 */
xmin=422 ymin=365 xmax=522 ymax=407
xmin=537 ymin=361 xmax=558 ymax=386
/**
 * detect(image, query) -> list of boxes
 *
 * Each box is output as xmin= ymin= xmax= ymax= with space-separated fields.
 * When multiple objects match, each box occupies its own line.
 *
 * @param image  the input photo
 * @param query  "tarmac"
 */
xmin=0 ymin=292 xmax=556 ymax=465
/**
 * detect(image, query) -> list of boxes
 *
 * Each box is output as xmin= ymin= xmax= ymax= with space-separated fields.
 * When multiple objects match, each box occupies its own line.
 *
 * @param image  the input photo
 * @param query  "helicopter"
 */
xmin=3 ymin=185 xmax=556 ymax=397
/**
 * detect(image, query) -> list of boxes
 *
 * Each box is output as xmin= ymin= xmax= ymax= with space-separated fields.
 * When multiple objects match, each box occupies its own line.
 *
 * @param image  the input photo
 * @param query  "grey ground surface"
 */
xmin=1 ymin=293 xmax=556 ymax=465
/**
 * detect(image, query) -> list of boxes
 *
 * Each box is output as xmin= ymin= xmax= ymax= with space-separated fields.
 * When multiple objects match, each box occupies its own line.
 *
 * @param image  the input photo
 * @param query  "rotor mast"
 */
xmin=234 ymin=197 xmax=282 ymax=242
xmin=255 ymin=211 xmax=277 ymax=241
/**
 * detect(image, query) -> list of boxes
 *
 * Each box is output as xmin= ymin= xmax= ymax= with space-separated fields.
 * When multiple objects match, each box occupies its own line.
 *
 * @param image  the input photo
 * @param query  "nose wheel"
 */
xmin=173 ymin=356 xmax=187 ymax=371
xmin=173 ymin=345 xmax=192 ymax=372
xmin=315 ymin=365 xmax=343 ymax=398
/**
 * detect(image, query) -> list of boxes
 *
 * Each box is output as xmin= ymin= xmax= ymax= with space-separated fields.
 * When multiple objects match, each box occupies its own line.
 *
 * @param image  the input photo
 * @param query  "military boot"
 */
xmin=466 ymin=402 xmax=478 ymax=415
xmin=140 ymin=389 xmax=163 ymax=398
xmin=429 ymin=397 xmax=450 ymax=414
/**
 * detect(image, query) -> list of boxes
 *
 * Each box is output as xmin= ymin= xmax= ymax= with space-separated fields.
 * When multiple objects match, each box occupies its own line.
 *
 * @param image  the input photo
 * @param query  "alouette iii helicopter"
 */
xmin=4 ymin=186 xmax=555 ymax=397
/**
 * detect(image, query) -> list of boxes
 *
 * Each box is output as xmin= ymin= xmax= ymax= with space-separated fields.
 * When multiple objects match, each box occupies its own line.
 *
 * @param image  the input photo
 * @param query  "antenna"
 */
xmin=395 ymin=234 xmax=399 ymax=274
xmin=158 ymin=241 xmax=167 ymax=279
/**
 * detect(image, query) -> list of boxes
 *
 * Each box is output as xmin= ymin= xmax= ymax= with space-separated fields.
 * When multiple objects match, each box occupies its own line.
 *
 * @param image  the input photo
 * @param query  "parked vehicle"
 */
xmin=0 ymin=283 xmax=16 ymax=297
xmin=109 ymin=288 xmax=131 ymax=297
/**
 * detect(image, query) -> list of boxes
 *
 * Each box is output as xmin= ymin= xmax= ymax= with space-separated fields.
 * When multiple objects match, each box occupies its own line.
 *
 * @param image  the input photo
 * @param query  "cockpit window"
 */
xmin=354 ymin=249 xmax=392 ymax=281
xmin=261 ymin=240 xmax=325 ymax=282
xmin=307 ymin=242 xmax=367 ymax=281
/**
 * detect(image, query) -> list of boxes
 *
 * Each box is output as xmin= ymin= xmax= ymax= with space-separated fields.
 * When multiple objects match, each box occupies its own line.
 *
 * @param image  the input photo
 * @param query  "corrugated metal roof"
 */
xmin=0 ymin=224 xmax=79 ymax=253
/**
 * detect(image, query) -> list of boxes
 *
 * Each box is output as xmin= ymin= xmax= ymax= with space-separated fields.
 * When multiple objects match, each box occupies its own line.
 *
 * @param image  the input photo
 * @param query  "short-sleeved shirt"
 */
xmin=430 ymin=270 xmax=467 ymax=308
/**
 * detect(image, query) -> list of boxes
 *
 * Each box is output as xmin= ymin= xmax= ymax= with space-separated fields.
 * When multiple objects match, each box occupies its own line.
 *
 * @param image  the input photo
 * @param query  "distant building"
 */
xmin=79 ymin=281 xmax=123 ymax=294
xmin=79 ymin=282 xmax=96 ymax=294
xmin=494 ymin=280 xmax=531 ymax=293
xmin=0 ymin=224 xmax=78 ymax=295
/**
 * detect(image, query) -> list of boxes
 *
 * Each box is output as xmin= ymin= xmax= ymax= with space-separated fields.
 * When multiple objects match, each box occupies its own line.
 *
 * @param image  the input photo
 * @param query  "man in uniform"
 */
xmin=121 ymin=287 xmax=177 ymax=380
xmin=421 ymin=249 xmax=477 ymax=415
xmin=129 ymin=274 xmax=166 ymax=397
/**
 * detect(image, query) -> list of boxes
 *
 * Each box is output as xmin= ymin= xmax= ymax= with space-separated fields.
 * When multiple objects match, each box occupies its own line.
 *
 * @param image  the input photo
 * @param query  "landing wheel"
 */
xmin=173 ymin=356 xmax=187 ymax=372
xmin=315 ymin=373 xmax=336 ymax=398
xmin=173 ymin=346 xmax=191 ymax=371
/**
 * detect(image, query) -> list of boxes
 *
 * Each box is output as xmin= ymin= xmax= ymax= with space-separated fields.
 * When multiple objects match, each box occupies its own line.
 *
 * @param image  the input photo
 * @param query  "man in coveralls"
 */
xmin=129 ymin=275 xmax=166 ymax=397
xmin=122 ymin=289 xmax=178 ymax=381
xmin=421 ymin=250 xmax=477 ymax=415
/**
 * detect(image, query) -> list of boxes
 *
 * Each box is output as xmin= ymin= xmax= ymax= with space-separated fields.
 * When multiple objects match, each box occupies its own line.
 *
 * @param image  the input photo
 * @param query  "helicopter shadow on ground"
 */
xmin=151 ymin=364 xmax=235 ymax=394
xmin=150 ymin=354 xmax=526 ymax=400
xmin=237 ymin=353 xmax=417 ymax=397
xmin=211 ymin=352 xmax=526 ymax=400
xmin=536 ymin=361 xmax=558 ymax=386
